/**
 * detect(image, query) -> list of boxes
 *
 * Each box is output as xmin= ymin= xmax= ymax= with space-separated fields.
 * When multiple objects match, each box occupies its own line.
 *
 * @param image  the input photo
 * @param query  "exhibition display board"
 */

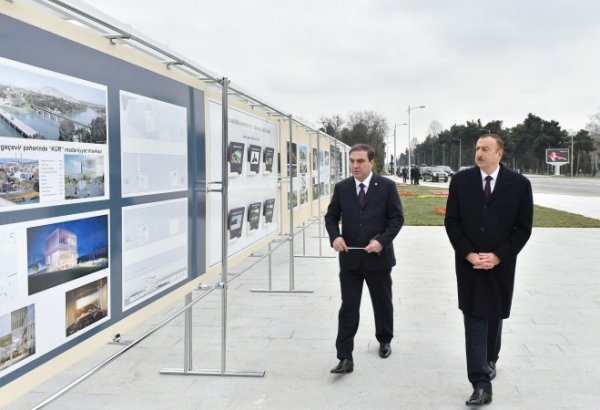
xmin=0 ymin=2 xmax=350 ymax=397
xmin=207 ymin=101 xmax=279 ymax=267
xmin=0 ymin=13 xmax=204 ymax=386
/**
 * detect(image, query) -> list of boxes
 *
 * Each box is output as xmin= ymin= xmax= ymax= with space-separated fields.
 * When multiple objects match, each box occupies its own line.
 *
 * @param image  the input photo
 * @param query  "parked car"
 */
xmin=439 ymin=165 xmax=455 ymax=177
xmin=422 ymin=166 xmax=449 ymax=182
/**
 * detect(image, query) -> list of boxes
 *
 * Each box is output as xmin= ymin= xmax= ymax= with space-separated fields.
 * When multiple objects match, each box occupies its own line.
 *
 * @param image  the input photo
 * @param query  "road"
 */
xmin=401 ymin=173 xmax=600 ymax=219
xmin=417 ymin=173 xmax=599 ymax=197
xmin=526 ymin=174 xmax=600 ymax=197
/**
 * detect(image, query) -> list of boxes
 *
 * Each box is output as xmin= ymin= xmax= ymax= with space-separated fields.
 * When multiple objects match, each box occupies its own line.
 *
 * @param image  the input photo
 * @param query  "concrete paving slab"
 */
xmin=6 ymin=219 xmax=600 ymax=409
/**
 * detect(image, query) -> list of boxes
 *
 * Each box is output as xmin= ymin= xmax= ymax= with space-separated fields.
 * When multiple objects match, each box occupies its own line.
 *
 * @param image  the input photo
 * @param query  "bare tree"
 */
xmin=427 ymin=120 xmax=444 ymax=138
xmin=319 ymin=114 xmax=345 ymax=138
xmin=343 ymin=111 xmax=389 ymax=172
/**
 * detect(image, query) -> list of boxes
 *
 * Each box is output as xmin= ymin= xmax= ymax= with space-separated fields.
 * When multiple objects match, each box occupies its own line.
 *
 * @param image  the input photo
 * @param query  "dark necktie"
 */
xmin=358 ymin=183 xmax=366 ymax=206
xmin=484 ymin=175 xmax=492 ymax=199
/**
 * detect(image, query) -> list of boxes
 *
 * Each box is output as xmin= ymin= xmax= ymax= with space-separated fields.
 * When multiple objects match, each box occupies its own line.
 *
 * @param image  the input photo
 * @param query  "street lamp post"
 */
xmin=453 ymin=138 xmax=462 ymax=169
xmin=394 ymin=123 xmax=407 ymax=176
xmin=571 ymin=133 xmax=574 ymax=177
xmin=407 ymin=105 xmax=426 ymax=175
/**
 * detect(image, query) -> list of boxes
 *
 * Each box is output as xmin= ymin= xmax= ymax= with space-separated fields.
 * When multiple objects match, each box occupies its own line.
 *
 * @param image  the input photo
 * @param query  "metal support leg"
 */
xmin=300 ymin=213 xmax=335 ymax=259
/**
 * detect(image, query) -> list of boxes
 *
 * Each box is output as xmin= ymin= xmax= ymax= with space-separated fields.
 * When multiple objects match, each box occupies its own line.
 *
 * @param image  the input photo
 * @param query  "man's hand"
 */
xmin=466 ymin=252 xmax=500 ymax=270
xmin=477 ymin=252 xmax=500 ymax=269
xmin=365 ymin=239 xmax=383 ymax=254
xmin=332 ymin=237 xmax=348 ymax=252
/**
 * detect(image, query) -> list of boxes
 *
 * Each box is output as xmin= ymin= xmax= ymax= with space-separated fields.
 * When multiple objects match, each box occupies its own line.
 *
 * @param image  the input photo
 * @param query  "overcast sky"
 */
xmin=91 ymin=0 xmax=600 ymax=154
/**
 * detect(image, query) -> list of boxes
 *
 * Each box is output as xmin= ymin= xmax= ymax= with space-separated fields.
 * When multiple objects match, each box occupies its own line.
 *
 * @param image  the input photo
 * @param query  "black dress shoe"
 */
xmin=330 ymin=359 xmax=353 ymax=374
xmin=379 ymin=343 xmax=392 ymax=358
xmin=488 ymin=361 xmax=496 ymax=380
xmin=465 ymin=388 xmax=492 ymax=406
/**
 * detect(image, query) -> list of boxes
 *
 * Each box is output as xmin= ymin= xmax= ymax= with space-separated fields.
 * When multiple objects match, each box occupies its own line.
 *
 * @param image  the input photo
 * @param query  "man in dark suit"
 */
xmin=325 ymin=144 xmax=404 ymax=374
xmin=444 ymin=134 xmax=533 ymax=405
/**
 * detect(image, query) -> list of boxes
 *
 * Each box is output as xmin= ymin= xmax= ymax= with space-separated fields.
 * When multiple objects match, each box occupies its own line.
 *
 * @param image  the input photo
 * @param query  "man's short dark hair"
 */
xmin=349 ymin=144 xmax=375 ymax=161
xmin=480 ymin=134 xmax=505 ymax=151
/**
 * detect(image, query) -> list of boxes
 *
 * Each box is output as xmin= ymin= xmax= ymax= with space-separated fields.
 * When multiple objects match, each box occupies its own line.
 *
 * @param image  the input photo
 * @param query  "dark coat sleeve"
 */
xmin=324 ymin=181 xmax=343 ymax=246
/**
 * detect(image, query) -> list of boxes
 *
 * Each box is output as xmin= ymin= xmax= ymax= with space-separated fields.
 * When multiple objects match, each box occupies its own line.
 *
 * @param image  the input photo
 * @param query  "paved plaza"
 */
xmin=7 ymin=180 xmax=600 ymax=409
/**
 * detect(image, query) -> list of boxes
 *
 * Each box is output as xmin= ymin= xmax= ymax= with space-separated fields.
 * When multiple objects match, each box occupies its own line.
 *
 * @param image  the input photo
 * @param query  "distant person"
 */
xmin=413 ymin=165 xmax=421 ymax=185
xmin=592 ymin=167 xmax=597 ymax=177
xmin=444 ymin=134 xmax=533 ymax=406
xmin=402 ymin=166 xmax=408 ymax=183
xmin=410 ymin=165 xmax=419 ymax=185
xmin=325 ymin=143 xmax=404 ymax=374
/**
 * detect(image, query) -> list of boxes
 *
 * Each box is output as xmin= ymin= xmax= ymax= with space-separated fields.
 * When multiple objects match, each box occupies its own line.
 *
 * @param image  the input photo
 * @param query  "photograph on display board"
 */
xmin=0 ymin=157 xmax=39 ymax=206
xmin=277 ymin=153 xmax=280 ymax=174
xmin=0 ymin=229 xmax=18 ymax=305
xmin=287 ymin=191 xmax=298 ymax=210
xmin=64 ymin=154 xmax=104 ymax=200
xmin=65 ymin=277 xmax=108 ymax=337
xmin=299 ymin=176 xmax=308 ymax=205
xmin=312 ymin=148 xmax=318 ymax=170
xmin=27 ymin=214 xmax=109 ymax=295
xmin=122 ymin=248 xmax=187 ymax=309
xmin=119 ymin=91 xmax=187 ymax=197
xmin=312 ymin=177 xmax=319 ymax=199
xmin=299 ymin=144 xmax=308 ymax=174
xmin=120 ymin=92 xmax=186 ymax=142
xmin=247 ymin=144 xmax=261 ymax=174
xmin=332 ymin=147 xmax=340 ymax=176
xmin=286 ymin=142 xmax=297 ymax=177
xmin=121 ymin=199 xmax=188 ymax=310
xmin=0 ymin=304 xmax=35 ymax=372
xmin=247 ymin=202 xmax=261 ymax=231
xmin=122 ymin=152 xmax=186 ymax=195
xmin=228 ymin=142 xmax=245 ymax=175
xmin=263 ymin=147 xmax=274 ymax=173
xmin=263 ymin=198 xmax=275 ymax=224
xmin=228 ymin=207 xmax=245 ymax=239
xmin=0 ymin=57 xmax=107 ymax=144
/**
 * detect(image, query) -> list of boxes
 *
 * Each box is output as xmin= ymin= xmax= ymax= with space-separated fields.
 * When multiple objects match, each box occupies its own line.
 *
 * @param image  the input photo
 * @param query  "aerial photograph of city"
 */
xmin=0 ymin=157 xmax=39 ymax=206
xmin=0 ymin=57 xmax=107 ymax=143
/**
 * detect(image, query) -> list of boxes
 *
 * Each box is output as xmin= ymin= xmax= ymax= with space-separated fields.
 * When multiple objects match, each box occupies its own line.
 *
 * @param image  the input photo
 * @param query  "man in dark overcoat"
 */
xmin=444 ymin=134 xmax=533 ymax=406
xmin=325 ymin=143 xmax=404 ymax=374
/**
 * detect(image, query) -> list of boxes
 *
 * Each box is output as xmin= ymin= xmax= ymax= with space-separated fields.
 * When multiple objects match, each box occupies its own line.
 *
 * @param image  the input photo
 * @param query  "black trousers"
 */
xmin=336 ymin=265 xmax=393 ymax=360
xmin=463 ymin=314 xmax=503 ymax=394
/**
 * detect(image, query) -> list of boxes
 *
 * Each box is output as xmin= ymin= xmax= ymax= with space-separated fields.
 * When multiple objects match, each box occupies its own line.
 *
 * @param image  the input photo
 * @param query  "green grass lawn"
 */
xmin=397 ymin=183 xmax=600 ymax=228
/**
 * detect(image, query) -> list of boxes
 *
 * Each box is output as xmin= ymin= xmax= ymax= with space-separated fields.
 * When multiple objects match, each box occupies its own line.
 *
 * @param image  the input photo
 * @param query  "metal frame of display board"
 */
xmin=161 ymin=78 xmax=264 ymax=378
xmin=250 ymin=116 xmax=313 ymax=294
